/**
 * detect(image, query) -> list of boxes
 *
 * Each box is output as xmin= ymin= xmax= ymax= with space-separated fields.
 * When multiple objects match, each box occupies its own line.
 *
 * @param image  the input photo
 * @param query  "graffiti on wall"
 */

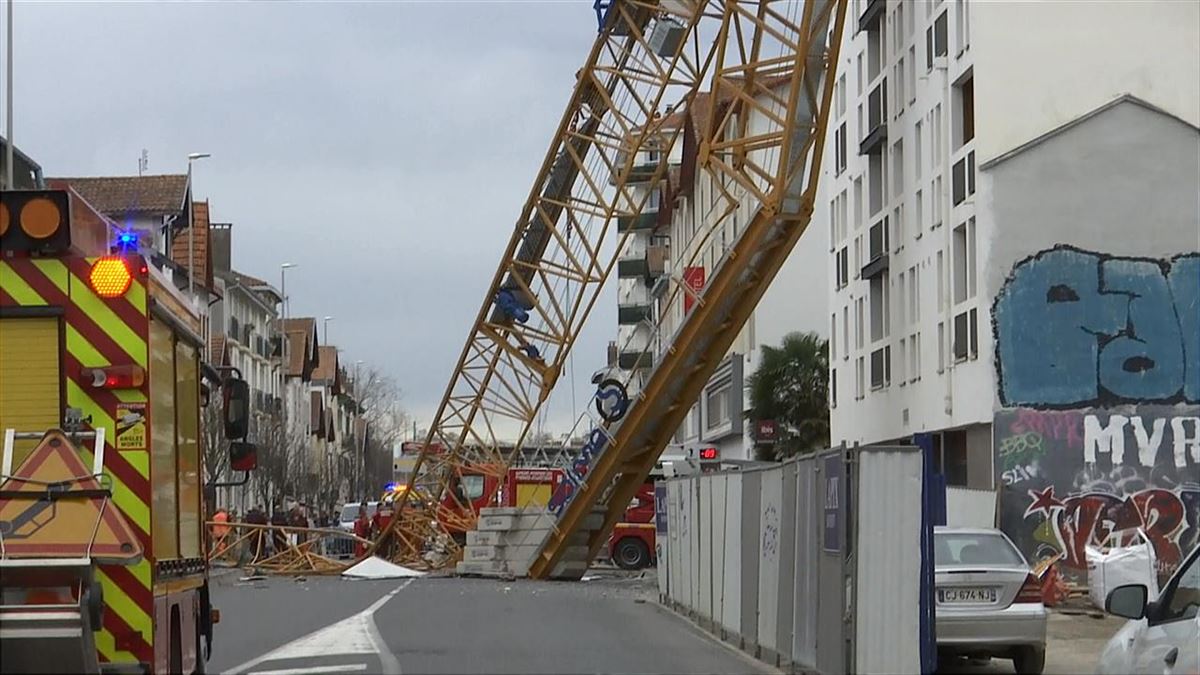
xmin=993 ymin=246 xmax=1199 ymax=408
xmin=995 ymin=407 xmax=1200 ymax=582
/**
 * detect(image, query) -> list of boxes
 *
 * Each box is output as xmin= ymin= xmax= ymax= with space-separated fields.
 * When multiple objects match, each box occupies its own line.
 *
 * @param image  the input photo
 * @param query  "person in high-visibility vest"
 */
xmin=212 ymin=509 xmax=230 ymax=557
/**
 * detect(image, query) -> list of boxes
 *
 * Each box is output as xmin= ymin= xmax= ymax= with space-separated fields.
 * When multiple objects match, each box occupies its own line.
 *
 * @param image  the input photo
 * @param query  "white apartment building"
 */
xmin=823 ymin=0 xmax=1200 ymax=503
xmin=614 ymin=87 xmax=828 ymax=463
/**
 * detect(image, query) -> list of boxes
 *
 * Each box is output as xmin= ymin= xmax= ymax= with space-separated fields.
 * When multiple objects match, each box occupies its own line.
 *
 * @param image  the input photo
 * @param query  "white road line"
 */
xmin=228 ymin=580 xmax=412 ymax=675
xmin=250 ymin=664 xmax=368 ymax=675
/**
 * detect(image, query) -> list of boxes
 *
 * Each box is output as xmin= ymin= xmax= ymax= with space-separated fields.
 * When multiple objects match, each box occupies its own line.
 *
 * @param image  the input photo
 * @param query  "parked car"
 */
xmin=934 ymin=526 xmax=1048 ymax=674
xmin=1096 ymin=543 xmax=1199 ymax=674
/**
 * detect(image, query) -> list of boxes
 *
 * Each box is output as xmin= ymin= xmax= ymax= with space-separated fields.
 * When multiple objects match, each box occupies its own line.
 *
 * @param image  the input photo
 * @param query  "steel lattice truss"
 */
xmin=375 ymin=0 xmax=848 ymax=571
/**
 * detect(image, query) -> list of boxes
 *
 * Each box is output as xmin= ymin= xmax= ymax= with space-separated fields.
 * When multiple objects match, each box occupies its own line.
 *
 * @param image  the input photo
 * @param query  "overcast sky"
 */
xmin=12 ymin=0 xmax=622 ymax=437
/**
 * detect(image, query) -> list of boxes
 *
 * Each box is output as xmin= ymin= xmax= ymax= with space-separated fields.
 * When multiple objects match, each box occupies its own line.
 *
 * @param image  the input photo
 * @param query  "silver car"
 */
xmin=935 ymin=527 xmax=1048 ymax=674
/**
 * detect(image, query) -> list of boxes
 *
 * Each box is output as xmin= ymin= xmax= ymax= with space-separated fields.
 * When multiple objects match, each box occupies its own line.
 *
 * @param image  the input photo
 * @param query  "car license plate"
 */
xmin=939 ymin=587 xmax=997 ymax=604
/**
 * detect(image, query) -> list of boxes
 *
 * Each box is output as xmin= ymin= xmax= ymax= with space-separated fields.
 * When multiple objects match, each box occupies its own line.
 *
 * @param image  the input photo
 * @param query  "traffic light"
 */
xmin=0 ymin=190 xmax=72 ymax=254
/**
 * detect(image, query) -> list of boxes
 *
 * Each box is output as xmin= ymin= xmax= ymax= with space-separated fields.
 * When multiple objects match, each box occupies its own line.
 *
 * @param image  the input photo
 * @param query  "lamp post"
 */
xmin=323 ymin=316 xmax=334 ymax=345
xmin=185 ymin=152 xmax=211 ymax=300
xmin=279 ymin=262 xmax=296 ymax=461
xmin=279 ymin=263 xmax=296 ymax=321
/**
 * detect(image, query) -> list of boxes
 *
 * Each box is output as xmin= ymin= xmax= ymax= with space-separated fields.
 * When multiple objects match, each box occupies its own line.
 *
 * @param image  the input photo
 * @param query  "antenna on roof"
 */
xmin=138 ymin=149 xmax=149 ymax=177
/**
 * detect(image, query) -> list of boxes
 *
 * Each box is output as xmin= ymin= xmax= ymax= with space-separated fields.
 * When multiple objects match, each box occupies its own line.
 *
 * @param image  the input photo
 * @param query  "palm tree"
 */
xmin=746 ymin=331 xmax=830 ymax=460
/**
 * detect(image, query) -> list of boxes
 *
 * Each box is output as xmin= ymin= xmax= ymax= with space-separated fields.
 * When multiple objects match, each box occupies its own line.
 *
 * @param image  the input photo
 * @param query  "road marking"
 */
xmin=250 ymin=665 xmax=368 ymax=675
xmin=228 ymin=580 xmax=411 ymax=675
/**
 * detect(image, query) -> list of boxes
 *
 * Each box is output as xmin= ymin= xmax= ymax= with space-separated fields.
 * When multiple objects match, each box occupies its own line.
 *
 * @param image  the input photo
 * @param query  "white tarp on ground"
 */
xmin=341 ymin=556 xmax=425 ymax=579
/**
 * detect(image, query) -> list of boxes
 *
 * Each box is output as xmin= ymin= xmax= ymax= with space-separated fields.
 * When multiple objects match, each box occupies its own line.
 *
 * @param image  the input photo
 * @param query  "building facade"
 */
xmin=824 ymin=0 xmax=1200 ymax=580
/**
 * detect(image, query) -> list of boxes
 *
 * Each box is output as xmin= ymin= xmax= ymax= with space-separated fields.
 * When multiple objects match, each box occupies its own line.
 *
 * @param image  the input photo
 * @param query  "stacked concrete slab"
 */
xmin=456 ymin=505 xmax=606 ymax=579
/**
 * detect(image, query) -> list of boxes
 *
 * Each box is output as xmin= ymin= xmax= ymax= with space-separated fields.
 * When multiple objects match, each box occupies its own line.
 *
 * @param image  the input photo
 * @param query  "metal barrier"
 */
xmin=658 ymin=445 xmax=926 ymax=674
xmin=205 ymin=522 xmax=372 ymax=575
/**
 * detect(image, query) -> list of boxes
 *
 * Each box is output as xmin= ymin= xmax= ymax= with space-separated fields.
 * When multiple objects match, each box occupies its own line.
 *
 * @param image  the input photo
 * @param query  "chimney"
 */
xmin=607 ymin=341 xmax=618 ymax=366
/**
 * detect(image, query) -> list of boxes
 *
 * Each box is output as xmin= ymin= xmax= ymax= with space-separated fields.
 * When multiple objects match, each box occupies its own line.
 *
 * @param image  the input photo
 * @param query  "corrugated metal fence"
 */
xmin=658 ymin=445 xmax=926 ymax=674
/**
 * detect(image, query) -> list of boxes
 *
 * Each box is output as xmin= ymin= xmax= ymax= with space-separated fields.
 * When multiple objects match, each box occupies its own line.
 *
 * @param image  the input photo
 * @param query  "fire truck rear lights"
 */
xmin=89 ymin=256 xmax=133 ymax=298
xmin=84 ymin=365 xmax=146 ymax=389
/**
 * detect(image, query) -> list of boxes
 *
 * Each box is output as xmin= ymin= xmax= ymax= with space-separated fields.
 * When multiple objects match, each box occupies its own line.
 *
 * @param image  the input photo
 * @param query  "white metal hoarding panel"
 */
xmin=710 ymin=474 xmax=727 ymax=629
xmin=698 ymin=475 xmax=714 ymax=620
xmin=689 ymin=476 xmax=701 ymax=614
xmin=656 ymin=482 xmax=668 ymax=598
xmin=791 ymin=459 xmax=819 ymax=667
xmin=667 ymin=479 xmax=684 ymax=605
xmin=680 ymin=478 xmax=694 ymax=609
xmin=757 ymin=467 xmax=783 ymax=653
xmin=721 ymin=472 xmax=742 ymax=636
xmin=945 ymin=486 xmax=996 ymax=528
xmin=855 ymin=448 xmax=923 ymax=675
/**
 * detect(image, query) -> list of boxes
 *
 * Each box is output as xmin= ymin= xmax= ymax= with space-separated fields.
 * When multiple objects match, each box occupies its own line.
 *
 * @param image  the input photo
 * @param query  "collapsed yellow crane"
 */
xmin=376 ymin=0 xmax=848 ymax=578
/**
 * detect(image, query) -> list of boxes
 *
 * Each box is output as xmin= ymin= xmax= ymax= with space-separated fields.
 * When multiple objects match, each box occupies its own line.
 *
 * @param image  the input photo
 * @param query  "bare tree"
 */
xmin=345 ymin=364 xmax=408 ymax=499
xmin=202 ymin=400 xmax=228 ymax=485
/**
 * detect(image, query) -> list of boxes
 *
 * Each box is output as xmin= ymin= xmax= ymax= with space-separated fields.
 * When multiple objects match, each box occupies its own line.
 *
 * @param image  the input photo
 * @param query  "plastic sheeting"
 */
xmin=341 ymin=556 xmax=426 ymax=579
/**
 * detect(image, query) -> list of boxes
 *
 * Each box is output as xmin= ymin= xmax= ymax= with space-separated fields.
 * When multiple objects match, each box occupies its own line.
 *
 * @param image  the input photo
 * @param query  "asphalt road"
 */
xmin=207 ymin=570 xmax=771 ymax=675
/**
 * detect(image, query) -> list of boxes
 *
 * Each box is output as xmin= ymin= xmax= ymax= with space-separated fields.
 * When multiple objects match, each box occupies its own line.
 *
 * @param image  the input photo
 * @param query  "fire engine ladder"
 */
xmin=529 ymin=0 xmax=848 ymax=578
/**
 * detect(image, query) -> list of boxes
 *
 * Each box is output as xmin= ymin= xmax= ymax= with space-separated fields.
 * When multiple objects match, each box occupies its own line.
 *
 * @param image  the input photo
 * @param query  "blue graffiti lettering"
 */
xmin=995 ymin=247 xmax=1199 ymax=408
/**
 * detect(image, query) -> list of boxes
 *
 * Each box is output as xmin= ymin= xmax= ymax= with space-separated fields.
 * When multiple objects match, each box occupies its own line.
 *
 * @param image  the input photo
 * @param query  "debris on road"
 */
xmin=342 ymin=556 xmax=425 ymax=579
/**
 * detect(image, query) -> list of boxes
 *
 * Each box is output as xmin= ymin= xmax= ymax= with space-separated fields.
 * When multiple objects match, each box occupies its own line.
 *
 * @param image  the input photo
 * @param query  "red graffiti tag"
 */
xmin=1047 ymin=488 xmax=1185 ymax=574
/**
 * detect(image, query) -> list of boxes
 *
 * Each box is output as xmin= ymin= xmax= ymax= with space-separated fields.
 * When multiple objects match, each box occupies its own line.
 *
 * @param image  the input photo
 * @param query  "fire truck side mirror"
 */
xmin=229 ymin=441 xmax=258 ymax=472
xmin=223 ymin=378 xmax=251 ymax=440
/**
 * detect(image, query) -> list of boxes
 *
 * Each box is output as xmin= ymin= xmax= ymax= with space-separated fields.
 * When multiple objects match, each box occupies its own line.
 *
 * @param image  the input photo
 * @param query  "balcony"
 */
xmin=618 ymin=257 xmax=649 ymax=279
xmin=617 ymin=211 xmax=658 ymax=233
xmin=858 ymin=0 xmax=884 ymax=32
xmin=618 ymin=282 xmax=652 ymax=325
xmin=859 ymin=78 xmax=888 ymax=156
xmin=861 ymin=216 xmax=890 ymax=279
xmin=619 ymin=350 xmax=654 ymax=370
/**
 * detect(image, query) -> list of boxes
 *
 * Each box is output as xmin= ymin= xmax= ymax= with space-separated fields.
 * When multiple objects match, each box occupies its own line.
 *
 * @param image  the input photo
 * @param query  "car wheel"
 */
xmin=614 ymin=539 xmax=651 ymax=570
xmin=1013 ymin=646 xmax=1045 ymax=675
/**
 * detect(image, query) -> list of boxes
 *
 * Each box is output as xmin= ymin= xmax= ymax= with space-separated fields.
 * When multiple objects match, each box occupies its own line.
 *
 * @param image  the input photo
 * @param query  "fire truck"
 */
xmin=0 ymin=189 xmax=255 ymax=673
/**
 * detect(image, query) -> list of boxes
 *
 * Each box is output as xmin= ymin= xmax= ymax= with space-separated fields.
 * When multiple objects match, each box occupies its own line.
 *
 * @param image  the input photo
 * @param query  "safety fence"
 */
xmin=205 ymin=522 xmax=371 ymax=575
xmin=657 ymin=445 xmax=928 ymax=675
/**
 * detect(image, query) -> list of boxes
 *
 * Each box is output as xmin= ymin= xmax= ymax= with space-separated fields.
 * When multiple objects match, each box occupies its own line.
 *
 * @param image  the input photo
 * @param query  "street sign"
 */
xmin=754 ymin=419 xmax=778 ymax=444
xmin=0 ymin=431 xmax=143 ymax=565
xmin=823 ymin=453 xmax=844 ymax=553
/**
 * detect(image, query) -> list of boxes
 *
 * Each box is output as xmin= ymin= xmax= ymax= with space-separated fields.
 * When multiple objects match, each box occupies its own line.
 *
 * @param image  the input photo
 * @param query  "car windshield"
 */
xmin=340 ymin=504 xmax=376 ymax=522
xmin=935 ymin=532 xmax=1026 ymax=567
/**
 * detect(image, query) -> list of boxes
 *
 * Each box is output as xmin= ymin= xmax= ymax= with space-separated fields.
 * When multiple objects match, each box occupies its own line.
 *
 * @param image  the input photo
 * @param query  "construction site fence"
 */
xmin=205 ymin=522 xmax=371 ymax=575
xmin=657 ymin=445 xmax=928 ymax=675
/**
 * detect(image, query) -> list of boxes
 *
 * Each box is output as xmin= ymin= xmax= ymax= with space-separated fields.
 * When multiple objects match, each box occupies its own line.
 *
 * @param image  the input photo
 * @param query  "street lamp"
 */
xmin=279 ymin=263 xmax=297 ymax=321
xmin=186 ymin=152 xmax=211 ymax=299
xmin=323 ymin=316 xmax=334 ymax=345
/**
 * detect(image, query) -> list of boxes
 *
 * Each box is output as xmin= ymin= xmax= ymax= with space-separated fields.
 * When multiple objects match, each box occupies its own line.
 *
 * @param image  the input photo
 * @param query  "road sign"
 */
xmin=0 ymin=430 xmax=143 ymax=564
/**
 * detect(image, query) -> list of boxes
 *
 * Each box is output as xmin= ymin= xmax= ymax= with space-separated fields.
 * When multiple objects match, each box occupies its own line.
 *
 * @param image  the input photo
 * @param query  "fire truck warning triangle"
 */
xmin=0 ymin=430 xmax=143 ymax=565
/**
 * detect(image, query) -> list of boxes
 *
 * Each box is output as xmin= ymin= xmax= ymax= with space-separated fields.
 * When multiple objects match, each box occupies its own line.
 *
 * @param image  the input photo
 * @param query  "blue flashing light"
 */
xmin=384 ymin=482 xmax=397 ymax=492
xmin=116 ymin=231 xmax=139 ymax=251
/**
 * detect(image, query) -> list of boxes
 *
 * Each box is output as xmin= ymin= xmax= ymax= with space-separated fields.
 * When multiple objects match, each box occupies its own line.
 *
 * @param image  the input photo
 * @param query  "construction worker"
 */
xmin=353 ymin=503 xmax=371 ymax=558
xmin=212 ymin=508 xmax=230 ymax=557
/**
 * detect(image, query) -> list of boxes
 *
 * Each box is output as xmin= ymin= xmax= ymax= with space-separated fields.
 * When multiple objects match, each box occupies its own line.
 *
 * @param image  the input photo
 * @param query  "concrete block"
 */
xmin=476 ymin=514 xmax=516 ymax=531
xmin=463 ymin=545 xmax=501 ymax=561
xmin=455 ymin=560 xmax=508 ymax=576
xmin=479 ymin=506 xmax=522 ymax=516
xmin=466 ymin=530 xmax=503 ymax=546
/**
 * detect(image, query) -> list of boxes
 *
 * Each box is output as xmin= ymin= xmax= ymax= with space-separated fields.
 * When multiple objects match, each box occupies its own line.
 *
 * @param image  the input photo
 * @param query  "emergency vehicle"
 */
xmin=0 ymin=189 xmax=255 ymax=673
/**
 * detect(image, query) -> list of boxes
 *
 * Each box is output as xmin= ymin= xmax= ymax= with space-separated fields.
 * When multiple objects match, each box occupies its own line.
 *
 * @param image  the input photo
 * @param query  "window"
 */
xmin=892 ymin=140 xmax=905 ymax=200
xmin=932 ymin=103 xmax=944 ymax=163
xmin=869 ymin=274 xmax=888 ymax=341
xmin=956 ymin=0 xmax=971 ymax=55
xmin=907 ymin=47 xmax=917 ymax=104
xmin=1160 ymin=550 xmax=1200 ymax=622
xmin=854 ymin=236 xmax=862 ymax=276
xmin=953 ymin=310 xmax=970 ymax=360
xmin=933 ymin=175 xmax=944 ymax=228
xmin=926 ymin=11 xmax=948 ymax=65
xmin=831 ymin=368 xmax=838 ymax=408
xmin=706 ymin=382 xmax=730 ymax=429
xmin=915 ymin=189 xmax=924 ymax=233
xmin=842 ymin=307 xmax=849 ymax=359
xmin=830 ymin=197 xmax=839 ymax=246
xmin=856 ymin=297 xmax=865 ymax=349
xmin=898 ymin=337 xmax=907 ymax=383
xmin=867 ymin=26 xmax=883 ymax=81
xmin=835 ymin=122 xmax=848 ymax=175
xmin=894 ymin=59 xmax=905 ymax=114
xmin=869 ymin=153 xmax=885 ymax=215
xmin=853 ymin=177 xmax=864 ymax=229
xmin=855 ymin=356 xmax=865 ymax=399
xmin=831 ymin=314 xmax=838 ymax=361
xmin=836 ymin=246 xmax=849 ymax=288
xmin=936 ymin=250 xmax=946 ymax=313
xmin=897 ymin=272 xmax=907 ymax=326
xmin=957 ymin=76 xmax=974 ymax=146
xmin=910 ymin=331 xmax=920 ymax=381
xmin=952 ymin=219 xmax=976 ymax=302
xmin=866 ymin=78 xmax=887 ymax=140
xmin=910 ymin=265 xmax=920 ymax=322
xmin=459 ymin=474 xmax=487 ymax=501
xmin=952 ymin=153 xmax=973 ymax=205
xmin=839 ymin=190 xmax=849 ymax=241
xmin=914 ymin=121 xmax=924 ymax=180
xmin=868 ymin=217 xmax=888 ymax=262
xmin=836 ymin=74 xmax=847 ymax=118
xmin=870 ymin=345 xmax=890 ymax=389
xmin=895 ymin=3 xmax=905 ymax=43
xmin=937 ymin=430 xmax=969 ymax=486
xmin=937 ymin=321 xmax=946 ymax=372
xmin=893 ymin=204 xmax=904 ymax=252
xmin=857 ymin=53 xmax=864 ymax=96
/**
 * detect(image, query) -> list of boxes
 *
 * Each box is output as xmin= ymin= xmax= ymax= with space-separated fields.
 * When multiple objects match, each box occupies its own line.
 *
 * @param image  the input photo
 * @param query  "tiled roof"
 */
xmin=50 ymin=174 xmax=188 ymax=217
xmin=234 ymin=271 xmax=270 ymax=287
xmin=311 ymin=346 xmax=341 ymax=388
xmin=280 ymin=317 xmax=319 ymax=379
xmin=170 ymin=201 xmax=213 ymax=289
